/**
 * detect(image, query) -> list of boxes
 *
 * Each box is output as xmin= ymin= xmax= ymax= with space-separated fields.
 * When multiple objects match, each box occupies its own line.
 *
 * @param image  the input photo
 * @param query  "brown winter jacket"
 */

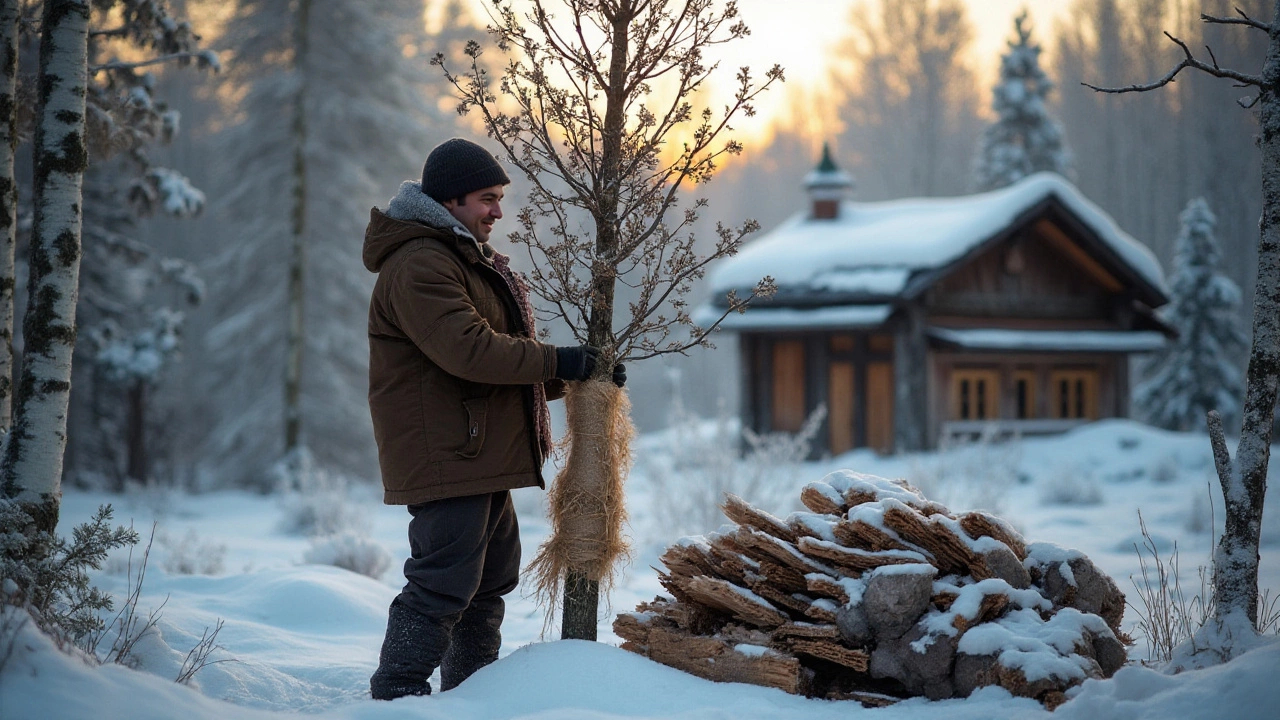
xmin=363 ymin=182 xmax=562 ymax=505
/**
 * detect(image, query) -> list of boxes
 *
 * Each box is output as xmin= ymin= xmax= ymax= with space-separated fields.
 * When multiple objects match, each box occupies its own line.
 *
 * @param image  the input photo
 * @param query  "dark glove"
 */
xmin=611 ymin=363 xmax=626 ymax=388
xmin=554 ymin=345 xmax=599 ymax=382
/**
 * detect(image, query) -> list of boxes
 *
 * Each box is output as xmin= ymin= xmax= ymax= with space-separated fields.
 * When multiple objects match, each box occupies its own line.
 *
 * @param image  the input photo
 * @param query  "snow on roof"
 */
xmin=705 ymin=172 xmax=1167 ymax=303
xmin=928 ymin=327 xmax=1168 ymax=353
xmin=691 ymin=303 xmax=892 ymax=331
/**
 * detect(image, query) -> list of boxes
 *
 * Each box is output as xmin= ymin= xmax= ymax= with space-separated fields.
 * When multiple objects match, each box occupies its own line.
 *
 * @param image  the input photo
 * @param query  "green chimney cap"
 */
xmin=816 ymin=142 xmax=839 ymax=173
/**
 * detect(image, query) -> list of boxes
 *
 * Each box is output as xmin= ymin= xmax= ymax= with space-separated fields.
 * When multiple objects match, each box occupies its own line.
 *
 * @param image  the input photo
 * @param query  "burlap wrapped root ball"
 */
xmin=529 ymin=379 xmax=635 ymax=617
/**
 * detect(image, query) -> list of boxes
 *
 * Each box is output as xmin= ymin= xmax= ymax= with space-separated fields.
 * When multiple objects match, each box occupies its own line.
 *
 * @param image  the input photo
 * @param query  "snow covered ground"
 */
xmin=4 ymin=419 xmax=1279 ymax=719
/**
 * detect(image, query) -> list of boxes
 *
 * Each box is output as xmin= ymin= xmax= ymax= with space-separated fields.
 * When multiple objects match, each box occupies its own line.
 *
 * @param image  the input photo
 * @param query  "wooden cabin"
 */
xmin=697 ymin=148 xmax=1171 ymax=455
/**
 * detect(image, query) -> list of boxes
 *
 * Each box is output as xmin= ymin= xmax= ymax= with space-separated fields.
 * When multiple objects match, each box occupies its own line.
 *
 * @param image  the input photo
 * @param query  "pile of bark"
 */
xmin=615 ymin=471 xmax=1128 ymax=708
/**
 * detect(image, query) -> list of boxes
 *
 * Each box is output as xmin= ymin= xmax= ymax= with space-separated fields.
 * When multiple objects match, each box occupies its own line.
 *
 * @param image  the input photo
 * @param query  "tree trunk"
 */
xmin=0 ymin=0 xmax=90 ymax=534
xmin=0 ymin=0 xmax=19 ymax=437
xmin=284 ymin=0 xmax=311 ymax=459
xmin=1212 ymin=3 xmax=1280 ymax=628
xmin=560 ymin=2 xmax=631 ymax=642
xmin=125 ymin=379 xmax=147 ymax=484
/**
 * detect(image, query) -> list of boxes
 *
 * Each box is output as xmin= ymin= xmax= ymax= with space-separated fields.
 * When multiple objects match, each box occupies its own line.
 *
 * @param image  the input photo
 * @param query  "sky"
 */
xmin=444 ymin=0 xmax=1076 ymax=140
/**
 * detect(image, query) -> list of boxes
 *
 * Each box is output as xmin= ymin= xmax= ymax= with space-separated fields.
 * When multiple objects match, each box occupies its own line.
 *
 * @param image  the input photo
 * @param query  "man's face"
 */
xmin=443 ymin=185 xmax=505 ymax=244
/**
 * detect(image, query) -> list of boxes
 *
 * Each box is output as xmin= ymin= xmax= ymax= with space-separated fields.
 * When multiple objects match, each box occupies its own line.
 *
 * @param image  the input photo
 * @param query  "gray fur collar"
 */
xmin=383 ymin=180 xmax=489 ymax=259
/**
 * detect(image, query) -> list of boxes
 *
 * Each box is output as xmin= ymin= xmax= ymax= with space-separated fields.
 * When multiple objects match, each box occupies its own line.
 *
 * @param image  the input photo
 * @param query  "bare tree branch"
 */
xmin=1082 ymin=31 xmax=1263 ymax=94
xmin=1206 ymin=409 xmax=1234 ymax=485
xmin=90 ymin=51 xmax=211 ymax=74
xmin=1200 ymin=8 xmax=1270 ymax=32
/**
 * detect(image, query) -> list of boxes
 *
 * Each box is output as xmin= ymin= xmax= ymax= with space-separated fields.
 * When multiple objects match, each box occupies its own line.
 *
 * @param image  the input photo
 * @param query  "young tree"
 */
xmin=200 ymin=0 xmax=443 ymax=488
xmin=1135 ymin=198 xmax=1247 ymax=431
xmin=1087 ymin=4 xmax=1277 ymax=664
xmin=437 ymin=0 xmax=780 ymax=640
xmin=973 ymin=10 xmax=1070 ymax=191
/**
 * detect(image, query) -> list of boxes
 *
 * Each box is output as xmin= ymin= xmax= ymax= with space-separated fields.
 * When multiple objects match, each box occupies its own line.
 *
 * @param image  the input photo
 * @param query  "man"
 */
xmin=363 ymin=138 xmax=621 ymax=699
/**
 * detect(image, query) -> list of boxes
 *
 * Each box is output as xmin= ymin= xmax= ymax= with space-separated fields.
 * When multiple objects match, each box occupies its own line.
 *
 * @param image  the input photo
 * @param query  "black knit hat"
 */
xmin=421 ymin=138 xmax=511 ymax=202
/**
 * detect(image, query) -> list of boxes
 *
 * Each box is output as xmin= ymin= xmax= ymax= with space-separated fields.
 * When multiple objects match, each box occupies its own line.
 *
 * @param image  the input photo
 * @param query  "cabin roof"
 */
xmin=704 ymin=172 xmax=1167 ymax=312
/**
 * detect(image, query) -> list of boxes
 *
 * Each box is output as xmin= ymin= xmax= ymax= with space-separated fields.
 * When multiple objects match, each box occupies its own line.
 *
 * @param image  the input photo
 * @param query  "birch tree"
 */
xmin=1 ymin=0 xmax=215 ymax=531
xmin=0 ymin=0 xmax=19 ymax=437
xmin=0 ymin=0 xmax=92 ymax=535
xmin=1087 ymin=3 xmax=1278 ymax=664
xmin=437 ymin=0 xmax=780 ymax=640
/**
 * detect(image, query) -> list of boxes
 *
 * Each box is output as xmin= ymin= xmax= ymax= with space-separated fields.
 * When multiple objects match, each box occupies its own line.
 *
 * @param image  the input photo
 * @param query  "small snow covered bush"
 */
xmin=906 ymin=427 xmax=1021 ymax=514
xmin=160 ymin=529 xmax=227 ymax=575
xmin=274 ymin=451 xmax=370 ymax=537
xmin=1150 ymin=455 xmax=1180 ymax=484
xmin=637 ymin=401 xmax=825 ymax=542
xmin=1183 ymin=484 xmax=1215 ymax=535
xmin=0 ymin=501 xmax=140 ymax=647
xmin=1039 ymin=466 xmax=1104 ymax=506
xmin=304 ymin=532 xmax=392 ymax=579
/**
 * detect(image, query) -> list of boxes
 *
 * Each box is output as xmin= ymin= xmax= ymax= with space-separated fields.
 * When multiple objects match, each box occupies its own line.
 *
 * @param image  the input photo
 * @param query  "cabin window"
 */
xmin=1048 ymin=369 xmax=1098 ymax=420
xmin=1013 ymin=370 xmax=1037 ymax=419
xmin=951 ymin=369 xmax=1000 ymax=421
xmin=771 ymin=340 xmax=807 ymax=432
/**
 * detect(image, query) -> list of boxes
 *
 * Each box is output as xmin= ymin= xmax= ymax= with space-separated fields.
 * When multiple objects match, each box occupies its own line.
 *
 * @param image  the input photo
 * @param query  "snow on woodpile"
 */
xmin=614 ymin=470 xmax=1128 ymax=709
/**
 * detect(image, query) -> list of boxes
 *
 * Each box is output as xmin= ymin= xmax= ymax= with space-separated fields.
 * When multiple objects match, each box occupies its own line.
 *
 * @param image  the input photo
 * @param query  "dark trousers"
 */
xmin=371 ymin=490 xmax=520 ymax=696
xmin=397 ymin=490 xmax=521 ymax=623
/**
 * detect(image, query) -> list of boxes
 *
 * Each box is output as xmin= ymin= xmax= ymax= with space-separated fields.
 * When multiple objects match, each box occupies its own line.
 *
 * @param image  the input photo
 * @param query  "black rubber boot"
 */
xmin=370 ymin=599 xmax=450 ymax=700
xmin=439 ymin=598 xmax=503 ymax=691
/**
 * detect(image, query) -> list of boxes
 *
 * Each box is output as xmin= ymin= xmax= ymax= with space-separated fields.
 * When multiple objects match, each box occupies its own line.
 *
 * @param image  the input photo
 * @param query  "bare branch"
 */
xmin=1199 ymin=9 xmax=1270 ymax=32
xmin=1083 ymin=31 xmax=1263 ymax=94
xmin=1206 ymin=410 xmax=1234 ymax=486
xmin=90 ymin=52 xmax=212 ymax=74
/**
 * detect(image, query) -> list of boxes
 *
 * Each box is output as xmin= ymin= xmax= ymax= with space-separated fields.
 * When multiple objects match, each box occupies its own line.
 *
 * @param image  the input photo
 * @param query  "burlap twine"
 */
xmin=528 ymin=379 xmax=635 ymax=622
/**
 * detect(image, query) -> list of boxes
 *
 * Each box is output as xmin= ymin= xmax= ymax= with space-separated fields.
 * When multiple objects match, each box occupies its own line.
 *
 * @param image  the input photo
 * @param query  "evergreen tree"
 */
xmin=1135 ymin=198 xmax=1246 ymax=431
xmin=199 ymin=0 xmax=448 ymax=488
xmin=974 ymin=10 xmax=1070 ymax=191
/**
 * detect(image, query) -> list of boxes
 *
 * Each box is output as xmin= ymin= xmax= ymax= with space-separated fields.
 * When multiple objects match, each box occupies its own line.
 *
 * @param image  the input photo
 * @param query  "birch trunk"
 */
xmin=1212 ymin=2 xmax=1280 ymax=627
xmin=0 ymin=0 xmax=90 ymax=534
xmin=560 ymin=3 xmax=631 ymax=642
xmin=283 ymin=0 xmax=311 ymax=459
xmin=0 ymin=0 xmax=19 ymax=436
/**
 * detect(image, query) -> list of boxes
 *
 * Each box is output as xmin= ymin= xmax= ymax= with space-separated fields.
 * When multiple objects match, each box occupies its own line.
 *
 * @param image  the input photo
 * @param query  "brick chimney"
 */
xmin=804 ymin=142 xmax=853 ymax=220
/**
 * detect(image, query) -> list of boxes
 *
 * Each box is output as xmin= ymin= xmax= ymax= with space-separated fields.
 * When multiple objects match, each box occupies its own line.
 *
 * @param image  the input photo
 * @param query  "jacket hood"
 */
xmin=363 ymin=180 xmax=490 ymax=272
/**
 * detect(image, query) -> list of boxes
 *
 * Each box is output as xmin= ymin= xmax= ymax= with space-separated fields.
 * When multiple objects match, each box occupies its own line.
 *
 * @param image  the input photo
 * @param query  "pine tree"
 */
xmin=974 ymin=10 xmax=1070 ymax=191
xmin=1135 ymin=198 xmax=1246 ymax=431
xmin=200 ymin=0 xmax=446 ymax=488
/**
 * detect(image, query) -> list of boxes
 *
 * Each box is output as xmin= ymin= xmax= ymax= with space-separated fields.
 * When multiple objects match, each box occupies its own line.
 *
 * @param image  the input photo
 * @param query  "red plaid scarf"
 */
xmin=491 ymin=251 xmax=554 ymax=460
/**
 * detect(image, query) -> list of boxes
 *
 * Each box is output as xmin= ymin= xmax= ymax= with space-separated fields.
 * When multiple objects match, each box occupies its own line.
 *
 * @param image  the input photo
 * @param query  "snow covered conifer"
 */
xmin=200 ymin=0 xmax=445 ymax=488
xmin=973 ymin=11 xmax=1070 ymax=191
xmin=1135 ymin=198 xmax=1246 ymax=431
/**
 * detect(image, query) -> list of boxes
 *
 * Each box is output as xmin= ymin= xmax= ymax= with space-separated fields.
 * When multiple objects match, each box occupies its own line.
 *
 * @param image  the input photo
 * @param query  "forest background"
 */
xmin=11 ymin=0 xmax=1264 ymax=493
